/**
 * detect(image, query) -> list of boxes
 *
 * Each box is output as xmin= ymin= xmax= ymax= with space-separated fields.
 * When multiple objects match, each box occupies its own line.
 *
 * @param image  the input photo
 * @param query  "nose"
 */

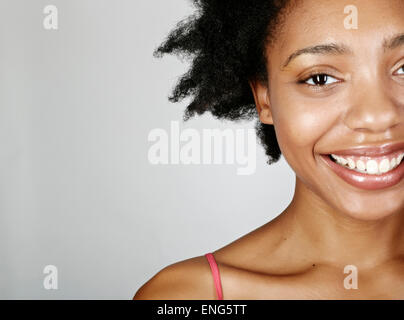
xmin=344 ymin=78 xmax=402 ymax=134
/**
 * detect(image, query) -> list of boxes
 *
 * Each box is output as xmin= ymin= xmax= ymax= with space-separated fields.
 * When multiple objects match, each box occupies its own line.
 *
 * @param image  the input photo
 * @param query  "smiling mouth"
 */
xmin=320 ymin=148 xmax=404 ymax=191
xmin=327 ymin=151 xmax=404 ymax=175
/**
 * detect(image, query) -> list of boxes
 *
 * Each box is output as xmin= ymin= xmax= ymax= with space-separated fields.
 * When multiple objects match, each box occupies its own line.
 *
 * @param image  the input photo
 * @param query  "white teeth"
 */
xmin=398 ymin=153 xmax=404 ymax=164
xmin=379 ymin=158 xmax=390 ymax=173
xmin=340 ymin=158 xmax=348 ymax=166
xmin=366 ymin=160 xmax=378 ymax=174
xmin=356 ymin=160 xmax=366 ymax=172
xmin=330 ymin=152 xmax=404 ymax=175
xmin=348 ymin=158 xmax=356 ymax=169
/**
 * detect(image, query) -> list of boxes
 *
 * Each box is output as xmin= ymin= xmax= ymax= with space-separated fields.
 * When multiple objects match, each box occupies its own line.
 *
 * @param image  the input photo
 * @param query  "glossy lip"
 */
xmin=320 ymin=153 xmax=404 ymax=191
xmin=329 ymin=141 xmax=404 ymax=157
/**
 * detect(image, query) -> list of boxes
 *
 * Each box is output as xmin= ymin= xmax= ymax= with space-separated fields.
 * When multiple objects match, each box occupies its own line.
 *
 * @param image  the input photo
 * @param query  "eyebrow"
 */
xmin=383 ymin=33 xmax=404 ymax=50
xmin=282 ymin=33 xmax=404 ymax=69
xmin=282 ymin=43 xmax=352 ymax=68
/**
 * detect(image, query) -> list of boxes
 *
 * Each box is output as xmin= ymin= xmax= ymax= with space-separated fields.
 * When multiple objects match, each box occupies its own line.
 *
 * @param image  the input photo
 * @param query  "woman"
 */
xmin=134 ymin=0 xmax=404 ymax=299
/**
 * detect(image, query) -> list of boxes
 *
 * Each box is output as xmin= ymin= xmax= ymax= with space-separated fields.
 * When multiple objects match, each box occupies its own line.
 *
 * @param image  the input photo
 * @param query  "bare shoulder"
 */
xmin=133 ymin=255 xmax=216 ymax=300
xmin=133 ymin=215 xmax=319 ymax=300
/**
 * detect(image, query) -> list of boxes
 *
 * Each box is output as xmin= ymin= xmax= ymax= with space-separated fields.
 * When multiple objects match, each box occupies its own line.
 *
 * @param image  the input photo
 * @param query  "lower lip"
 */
xmin=321 ymin=154 xmax=404 ymax=191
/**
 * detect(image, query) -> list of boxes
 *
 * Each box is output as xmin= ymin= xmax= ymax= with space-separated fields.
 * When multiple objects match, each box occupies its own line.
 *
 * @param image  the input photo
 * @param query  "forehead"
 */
xmin=273 ymin=0 xmax=404 ymax=56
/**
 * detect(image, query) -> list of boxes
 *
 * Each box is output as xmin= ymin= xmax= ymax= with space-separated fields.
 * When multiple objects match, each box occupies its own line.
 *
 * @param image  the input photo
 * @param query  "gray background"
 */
xmin=0 ymin=0 xmax=294 ymax=299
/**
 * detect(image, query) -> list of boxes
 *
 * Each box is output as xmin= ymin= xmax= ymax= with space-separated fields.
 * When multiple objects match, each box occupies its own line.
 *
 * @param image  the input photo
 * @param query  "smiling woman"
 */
xmin=134 ymin=0 xmax=404 ymax=300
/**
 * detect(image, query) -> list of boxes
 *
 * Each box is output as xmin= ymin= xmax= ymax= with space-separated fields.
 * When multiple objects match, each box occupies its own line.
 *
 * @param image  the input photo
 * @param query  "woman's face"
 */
xmin=254 ymin=0 xmax=404 ymax=220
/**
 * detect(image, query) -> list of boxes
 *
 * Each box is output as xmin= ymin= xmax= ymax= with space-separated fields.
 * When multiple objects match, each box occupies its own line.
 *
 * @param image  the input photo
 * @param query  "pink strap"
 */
xmin=205 ymin=253 xmax=223 ymax=300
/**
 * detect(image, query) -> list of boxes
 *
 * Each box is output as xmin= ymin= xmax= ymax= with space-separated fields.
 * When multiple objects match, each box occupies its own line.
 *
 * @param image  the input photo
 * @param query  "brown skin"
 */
xmin=134 ymin=0 xmax=404 ymax=299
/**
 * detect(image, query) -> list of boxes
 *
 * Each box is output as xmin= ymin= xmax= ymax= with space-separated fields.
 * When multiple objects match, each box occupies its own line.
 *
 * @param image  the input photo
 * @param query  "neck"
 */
xmin=282 ymin=177 xmax=404 ymax=268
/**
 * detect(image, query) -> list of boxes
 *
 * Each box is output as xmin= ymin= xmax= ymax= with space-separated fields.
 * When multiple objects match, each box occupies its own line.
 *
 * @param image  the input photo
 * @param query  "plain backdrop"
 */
xmin=0 ymin=0 xmax=295 ymax=299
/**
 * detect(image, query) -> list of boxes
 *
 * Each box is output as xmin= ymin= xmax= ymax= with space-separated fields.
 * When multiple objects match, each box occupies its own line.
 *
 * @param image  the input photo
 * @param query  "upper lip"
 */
xmin=326 ymin=141 xmax=404 ymax=157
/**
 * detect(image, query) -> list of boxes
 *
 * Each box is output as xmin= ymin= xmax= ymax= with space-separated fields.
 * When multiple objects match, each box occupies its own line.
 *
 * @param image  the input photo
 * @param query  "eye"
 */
xmin=396 ymin=65 xmax=404 ymax=75
xmin=302 ymin=73 xmax=339 ymax=86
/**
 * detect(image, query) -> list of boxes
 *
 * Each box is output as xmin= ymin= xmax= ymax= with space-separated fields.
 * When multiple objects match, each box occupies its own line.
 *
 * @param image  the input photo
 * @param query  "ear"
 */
xmin=249 ymin=79 xmax=274 ymax=125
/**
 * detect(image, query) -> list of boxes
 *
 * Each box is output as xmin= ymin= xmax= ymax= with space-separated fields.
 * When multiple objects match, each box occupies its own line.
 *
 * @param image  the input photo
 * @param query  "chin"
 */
xmin=337 ymin=199 xmax=404 ymax=222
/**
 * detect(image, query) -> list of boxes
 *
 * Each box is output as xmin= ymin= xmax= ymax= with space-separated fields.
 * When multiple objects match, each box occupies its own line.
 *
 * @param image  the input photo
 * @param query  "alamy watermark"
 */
xmin=344 ymin=5 xmax=358 ymax=30
xmin=343 ymin=265 xmax=358 ymax=290
xmin=43 ymin=5 xmax=58 ymax=30
xmin=148 ymin=121 xmax=257 ymax=175
xmin=43 ymin=265 xmax=58 ymax=290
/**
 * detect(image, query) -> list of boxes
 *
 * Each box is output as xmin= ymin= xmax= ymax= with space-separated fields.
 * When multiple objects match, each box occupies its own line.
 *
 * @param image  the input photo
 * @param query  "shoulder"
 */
xmin=133 ymin=255 xmax=217 ymax=300
xmin=133 ymin=216 xmax=318 ymax=299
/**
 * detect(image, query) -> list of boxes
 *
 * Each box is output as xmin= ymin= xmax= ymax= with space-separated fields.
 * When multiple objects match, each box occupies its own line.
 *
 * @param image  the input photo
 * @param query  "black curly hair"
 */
xmin=154 ymin=0 xmax=295 ymax=164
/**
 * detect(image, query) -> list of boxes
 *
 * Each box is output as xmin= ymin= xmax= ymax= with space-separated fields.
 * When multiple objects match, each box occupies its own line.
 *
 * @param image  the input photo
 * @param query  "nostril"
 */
xmin=344 ymin=104 xmax=401 ymax=134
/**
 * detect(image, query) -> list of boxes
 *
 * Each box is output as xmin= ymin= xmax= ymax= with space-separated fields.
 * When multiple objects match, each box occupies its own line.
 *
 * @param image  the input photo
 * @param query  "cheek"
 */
xmin=277 ymin=110 xmax=323 ymax=148
xmin=271 ymin=93 xmax=342 ymax=168
xmin=392 ymin=84 xmax=404 ymax=107
xmin=273 ymin=100 xmax=335 ymax=149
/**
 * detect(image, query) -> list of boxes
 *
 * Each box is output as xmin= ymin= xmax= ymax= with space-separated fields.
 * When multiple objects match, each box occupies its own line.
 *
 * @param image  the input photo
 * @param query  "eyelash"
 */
xmin=298 ymin=73 xmax=340 ymax=88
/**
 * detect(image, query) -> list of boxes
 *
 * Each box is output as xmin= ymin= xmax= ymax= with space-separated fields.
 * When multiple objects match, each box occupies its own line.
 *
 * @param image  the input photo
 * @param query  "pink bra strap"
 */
xmin=205 ymin=253 xmax=223 ymax=300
